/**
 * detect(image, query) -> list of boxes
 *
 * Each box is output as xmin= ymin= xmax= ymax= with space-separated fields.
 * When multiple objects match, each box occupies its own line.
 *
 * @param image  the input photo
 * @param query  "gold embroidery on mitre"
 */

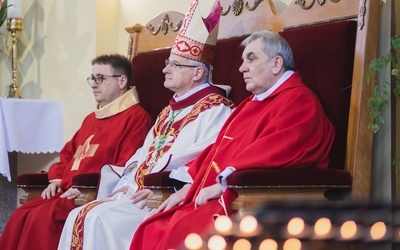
xmin=171 ymin=0 xmax=221 ymax=65
xmin=71 ymin=135 xmax=99 ymax=171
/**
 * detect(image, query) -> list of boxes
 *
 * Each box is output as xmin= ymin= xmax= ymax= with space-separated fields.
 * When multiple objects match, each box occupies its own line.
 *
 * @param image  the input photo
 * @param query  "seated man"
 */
xmin=0 ymin=54 xmax=153 ymax=250
xmin=130 ymin=30 xmax=336 ymax=250
xmin=58 ymin=1 xmax=234 ymax=249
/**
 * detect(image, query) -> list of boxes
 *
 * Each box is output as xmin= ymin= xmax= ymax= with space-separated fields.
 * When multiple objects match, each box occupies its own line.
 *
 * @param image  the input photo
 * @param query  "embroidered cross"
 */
xmin=71 ymin=135 xmax=99 ymax=170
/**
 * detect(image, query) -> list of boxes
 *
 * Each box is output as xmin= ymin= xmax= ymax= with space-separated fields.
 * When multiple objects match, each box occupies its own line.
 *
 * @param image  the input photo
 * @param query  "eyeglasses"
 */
xmin=87 ymin=75 xmax=122 ymax=85
xmin=165 ymin=59 xmax=199 ymax=69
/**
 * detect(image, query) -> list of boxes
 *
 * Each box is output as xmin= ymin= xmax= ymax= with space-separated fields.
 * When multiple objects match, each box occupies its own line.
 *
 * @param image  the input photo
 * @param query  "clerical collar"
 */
xmin=173 ymin=82 xmax=210 ymax=102
xmin=169 ymin=84 xmax=225 ymax=110
xmin=95 ymin=87 xmax=140 ymax=119
xmin=253 ymin=70 xmax=294 ymax=101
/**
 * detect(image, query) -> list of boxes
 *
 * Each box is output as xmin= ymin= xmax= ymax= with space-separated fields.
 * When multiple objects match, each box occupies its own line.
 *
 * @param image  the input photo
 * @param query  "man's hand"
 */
xmin=194 ymin=183 xmax=222 ymax=208
xmin=60 ymin=187 xmax=81 ymax=199
xmin=130 ymin=189 xmax=153 ymax=209
xmin=106 ymin=186 xmax=129 ymax=197
xmin=155 ymin=184 xmax=192 ymax=214
xmin=41 ymin=181 xmax=62 ymax=199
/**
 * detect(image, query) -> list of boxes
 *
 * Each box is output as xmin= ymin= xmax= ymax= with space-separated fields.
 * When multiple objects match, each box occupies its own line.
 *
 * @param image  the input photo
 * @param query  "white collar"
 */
xmin=173 ymin=82 xmax=210 ymax=102
xmin=253 ymin=70 xmax=294 ymax=101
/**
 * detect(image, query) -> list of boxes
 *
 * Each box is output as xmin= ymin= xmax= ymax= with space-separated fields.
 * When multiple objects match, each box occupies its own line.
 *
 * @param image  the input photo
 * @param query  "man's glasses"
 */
xmin=87 ymin=75 xmax=122 ymax=85
xmin=165 ymin=59 xmax=199 ymax=69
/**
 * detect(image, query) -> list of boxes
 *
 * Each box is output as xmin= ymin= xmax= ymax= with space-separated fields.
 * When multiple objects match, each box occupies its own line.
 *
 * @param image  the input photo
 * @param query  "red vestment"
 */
xmin=0 ymin=91 xmax=153 ymax=250
xmin=130 ymin=72 xmax=335 ymax=250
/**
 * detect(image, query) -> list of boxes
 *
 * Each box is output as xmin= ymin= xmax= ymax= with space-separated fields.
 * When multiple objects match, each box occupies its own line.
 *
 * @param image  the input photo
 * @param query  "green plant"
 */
xmin=366 ymin=35 xmax=400 ymax=165
xmin=366 ymin=35 xmax=400 ymax=132
xmin=0 ymin=0 xmax=8 ymax=29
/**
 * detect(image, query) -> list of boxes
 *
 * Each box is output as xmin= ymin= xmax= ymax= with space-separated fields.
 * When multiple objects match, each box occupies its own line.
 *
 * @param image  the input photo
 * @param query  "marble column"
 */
xmin=0 ymin=152 xmax=17 ymax=235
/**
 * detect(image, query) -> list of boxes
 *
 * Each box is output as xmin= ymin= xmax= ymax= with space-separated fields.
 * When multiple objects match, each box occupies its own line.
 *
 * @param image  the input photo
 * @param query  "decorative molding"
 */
xmin=245 ymin=0 xmax=263 ymax=11
xmin=295 ymin=0 xmax=341 ymax=10
xmin=232 ymin=0 xmax=243 ymax=16
xmin=146 ymin=14 xmax=182 ymax=35
xmin=358 ymin=0 xmax=366 ymax=30
xmin=221 ymin=0 xmax=263 ymax=16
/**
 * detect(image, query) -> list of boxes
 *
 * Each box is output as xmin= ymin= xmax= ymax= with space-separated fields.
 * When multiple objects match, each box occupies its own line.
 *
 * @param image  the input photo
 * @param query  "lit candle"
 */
xmin=340 ymin=220 xmax=357 ymax=239
xmin=185 ymin=233 xmax=203 ymax=250
xmin=7 ymin=0 xmax=22 ymax=19
xmin=259 ymin=239 xmax=278 ymax=250
xmin=283 ymin=238 xmax=302 ymax=250
xmin=239 ymin=215 xmax=258 ymax=236
xmin=214 ymin=215 xmax=233 ymax=235
xmin=314 ymin=217 xmax=332 ymax=237
xmin=207 ymin=235 xmax=226 ymax=250
xmin=232 ymin=239 xmax=251 ymax=250
xmin=370 ymin=221 xmax=386 ymax=240
xmin=287 ymin=217 xmax=305 ymax=236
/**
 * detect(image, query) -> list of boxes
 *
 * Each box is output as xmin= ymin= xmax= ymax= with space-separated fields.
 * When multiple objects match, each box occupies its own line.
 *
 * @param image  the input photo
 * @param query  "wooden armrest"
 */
xmin=227 ymin=168 xmax=352 ymax=211
xmin=17 ymin=172 xmax=101 ymax=206
xmin=17 ymin=172 xmax=49 ymax=204
xmin=144 ymin=171 xmax=174 ymax=209
xmin=72 ymin=173 xmax=99 ymax=206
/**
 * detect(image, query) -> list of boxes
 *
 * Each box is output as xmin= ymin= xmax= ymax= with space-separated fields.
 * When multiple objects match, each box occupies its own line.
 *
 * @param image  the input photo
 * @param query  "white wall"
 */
xmin=0 ymin=0 xmax=98 ymax=202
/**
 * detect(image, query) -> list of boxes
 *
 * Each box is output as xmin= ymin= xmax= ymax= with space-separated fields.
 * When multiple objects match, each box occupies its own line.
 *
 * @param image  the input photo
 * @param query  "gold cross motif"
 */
xmin=71 ymin=135 xmax=99 ymax=170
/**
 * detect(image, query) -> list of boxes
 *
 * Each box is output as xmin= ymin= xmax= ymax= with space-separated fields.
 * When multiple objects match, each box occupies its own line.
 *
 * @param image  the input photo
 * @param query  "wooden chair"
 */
xmin=142 ymin=0 xmax=379 ymax=210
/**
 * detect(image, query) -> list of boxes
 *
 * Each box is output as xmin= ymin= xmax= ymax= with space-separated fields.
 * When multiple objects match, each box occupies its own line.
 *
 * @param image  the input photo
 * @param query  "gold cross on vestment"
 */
xmin=71 ymin=135 xmax=99 ymax=170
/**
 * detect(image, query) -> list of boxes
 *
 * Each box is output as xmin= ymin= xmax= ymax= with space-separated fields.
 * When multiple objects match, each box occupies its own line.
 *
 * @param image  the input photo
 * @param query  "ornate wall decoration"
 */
xmin=358 ymin=0 xmax=366 ymax=30
xmin=221 ymin=0 xmax=263 ymax=16
xmin=146 ymin=14 xmax=182 ymax=35
xmin=295 ymin=0 xmax=341 ymax=10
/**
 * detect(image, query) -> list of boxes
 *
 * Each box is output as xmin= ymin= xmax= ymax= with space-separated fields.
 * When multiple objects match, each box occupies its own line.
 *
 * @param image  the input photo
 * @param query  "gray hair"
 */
xmin=188 ymin=60 xmax=210 ymax=82
xmin=241 ymin=30 xmax=295 ymax=71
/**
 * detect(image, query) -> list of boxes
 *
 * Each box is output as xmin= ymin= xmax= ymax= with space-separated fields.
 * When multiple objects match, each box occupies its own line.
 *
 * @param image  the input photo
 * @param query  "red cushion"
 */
xmin=17 ymin=172 xmax=48 ymax=188
xmin=143 ymin=171 xmax=174 ymax=189
xmin=71 ymin=173 xmax=99 ymax=189
xmin=131 ymin=49 xmax=174 ymax=120
xmin=281 ymin=21 xmax=357 ymax=169
xmin=227 ymin=168 xmax=352 ymax=188
xmin=213 ymin=36 xmax=249 ymax=105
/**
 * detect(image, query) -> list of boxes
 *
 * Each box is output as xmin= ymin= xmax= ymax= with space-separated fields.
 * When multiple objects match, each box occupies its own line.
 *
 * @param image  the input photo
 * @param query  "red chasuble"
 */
xmin=130 ymin=72 xmax=335 ymax=250
xmin=0 ymin=96 xmax=153 ymax=250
